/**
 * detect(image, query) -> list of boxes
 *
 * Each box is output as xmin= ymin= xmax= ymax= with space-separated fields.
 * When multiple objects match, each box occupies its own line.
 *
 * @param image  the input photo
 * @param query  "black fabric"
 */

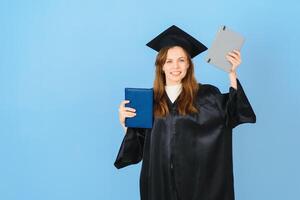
xmin=114 ymin=78 xmax=256 ymax=200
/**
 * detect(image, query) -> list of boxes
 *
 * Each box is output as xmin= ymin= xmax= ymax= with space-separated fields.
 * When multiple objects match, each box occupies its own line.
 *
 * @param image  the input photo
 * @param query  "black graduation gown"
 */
xmin=114 ymin=78 xmax=256 ymax=200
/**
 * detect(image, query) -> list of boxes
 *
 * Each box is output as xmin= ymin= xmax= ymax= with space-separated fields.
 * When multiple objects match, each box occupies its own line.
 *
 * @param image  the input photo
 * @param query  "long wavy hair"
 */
xmin=153 ymin=46 xmax=200 ymax=117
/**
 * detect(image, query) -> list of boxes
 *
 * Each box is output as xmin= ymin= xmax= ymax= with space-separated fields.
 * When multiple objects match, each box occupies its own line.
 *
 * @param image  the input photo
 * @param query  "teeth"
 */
xmin=171 ymin=72 xmax=181 ymax=75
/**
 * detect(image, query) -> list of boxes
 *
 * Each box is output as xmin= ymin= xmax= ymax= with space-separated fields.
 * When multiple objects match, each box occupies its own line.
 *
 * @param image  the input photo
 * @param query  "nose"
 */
xmin=172 ymin=61 xmax=180 ymax=69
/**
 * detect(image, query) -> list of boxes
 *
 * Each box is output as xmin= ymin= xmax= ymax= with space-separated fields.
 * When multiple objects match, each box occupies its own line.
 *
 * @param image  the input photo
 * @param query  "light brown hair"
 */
xmin=153 ymin=46 xmax=200 ymax=117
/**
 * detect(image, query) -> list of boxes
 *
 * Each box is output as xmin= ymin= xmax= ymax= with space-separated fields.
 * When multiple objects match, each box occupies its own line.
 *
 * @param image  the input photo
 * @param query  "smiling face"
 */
xmin=162 ymin=46 xmax=190 ymax=86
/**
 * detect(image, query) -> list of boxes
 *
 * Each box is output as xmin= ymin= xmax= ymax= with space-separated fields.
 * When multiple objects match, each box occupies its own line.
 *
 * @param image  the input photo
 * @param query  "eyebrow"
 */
xmin=166 ymin=57 xmax=186 ymax=60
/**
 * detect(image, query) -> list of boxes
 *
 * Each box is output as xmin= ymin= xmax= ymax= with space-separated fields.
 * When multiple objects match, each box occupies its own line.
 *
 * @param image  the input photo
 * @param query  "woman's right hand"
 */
xmin=118 ymin=100 xmax=136 ymax=133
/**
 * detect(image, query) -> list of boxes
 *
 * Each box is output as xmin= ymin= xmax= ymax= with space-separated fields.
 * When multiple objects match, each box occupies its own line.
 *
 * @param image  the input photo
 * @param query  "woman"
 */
xmin=115 ymin=25 xmax=256 ymax=200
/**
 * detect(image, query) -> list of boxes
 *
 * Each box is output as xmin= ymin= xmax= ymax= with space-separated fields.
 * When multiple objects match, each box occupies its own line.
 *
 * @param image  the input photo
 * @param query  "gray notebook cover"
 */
xmin=205 ymin=25 xmax=245 ymax=73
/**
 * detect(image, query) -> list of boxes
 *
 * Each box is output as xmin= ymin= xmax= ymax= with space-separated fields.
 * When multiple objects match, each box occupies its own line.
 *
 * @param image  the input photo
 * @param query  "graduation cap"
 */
xmin=146 ymin=25 xmax=207 ymax=58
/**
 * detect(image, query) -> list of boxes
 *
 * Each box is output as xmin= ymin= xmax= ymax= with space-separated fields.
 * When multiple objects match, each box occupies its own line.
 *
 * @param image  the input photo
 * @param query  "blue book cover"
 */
xmin=125 ymin=88 xmax=153 ymax=128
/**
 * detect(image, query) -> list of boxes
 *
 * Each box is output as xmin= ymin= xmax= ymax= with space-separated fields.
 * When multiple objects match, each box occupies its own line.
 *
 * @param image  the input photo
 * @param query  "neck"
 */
xmin=165 ymin=82 xmax=182 ymax=87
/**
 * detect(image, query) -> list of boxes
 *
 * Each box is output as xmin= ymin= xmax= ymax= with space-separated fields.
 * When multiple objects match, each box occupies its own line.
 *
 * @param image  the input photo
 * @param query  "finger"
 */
xmin=227 ymin=52 xmax=239 ymax=60
xmin=226 ymin=55 xmax=240 ymax=63
xmin=119 ymin=107 xmax=136 ymax=113
xmin=232 ymin=50 xmax=242 ymax=60
xmin=120 ymin=100 xmax=130 ymax=107
xmin=226 ymin=55 xmax=236 ymax=61
xmin=233 ymin=50 xmax=241 ymax=56
xmin=123 ymin=110 xmax=137 ymax=115
xmin=119 ymin=112 xmax=136 ymax=123
xmin=124 ymin=112 xmax=137 ymax=117
xmin=124 ymin=107 xmax=136 ymax=112
xmin=119 ymin=100 xmax=130 ymax=109
xmin=229 ymin=59 xmax=239 ymax=66
xmin=126 ymin=114 xmax=137 ymax=118
xmin=226 ymin=56 xmax=239 ymax=65
xmin=227 ymin=58 xmax=235 ymax=65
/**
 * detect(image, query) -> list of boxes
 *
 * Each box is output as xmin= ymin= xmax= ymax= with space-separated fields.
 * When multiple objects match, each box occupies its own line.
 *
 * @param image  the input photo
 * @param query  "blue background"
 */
xmin=1 ymin=0 xmax=299 ymax=199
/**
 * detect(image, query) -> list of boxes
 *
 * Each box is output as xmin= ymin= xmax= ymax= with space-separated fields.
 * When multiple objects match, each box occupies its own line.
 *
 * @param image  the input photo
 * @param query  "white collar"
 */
xmin=165 ymin=83 xmax=182 ymax=103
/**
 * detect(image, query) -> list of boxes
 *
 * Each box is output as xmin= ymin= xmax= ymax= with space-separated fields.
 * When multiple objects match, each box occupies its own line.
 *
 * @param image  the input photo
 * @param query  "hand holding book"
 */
xmin=119 ymin=100 xmax=136 ymax=133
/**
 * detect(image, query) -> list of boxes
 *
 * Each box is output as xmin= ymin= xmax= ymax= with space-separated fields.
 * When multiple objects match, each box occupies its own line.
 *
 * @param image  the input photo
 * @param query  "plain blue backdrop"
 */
xmin=1 ymin=0 xmax=299 ymax=199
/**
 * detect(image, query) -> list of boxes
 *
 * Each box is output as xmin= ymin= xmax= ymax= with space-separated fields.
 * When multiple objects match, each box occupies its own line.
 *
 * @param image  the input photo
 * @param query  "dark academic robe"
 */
xmin=114 ymin=78 xmax=256 ymax=200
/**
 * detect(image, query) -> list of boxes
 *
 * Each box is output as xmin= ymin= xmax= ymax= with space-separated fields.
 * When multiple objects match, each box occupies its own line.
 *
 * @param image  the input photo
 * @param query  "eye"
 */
xmin=179 ymin=59 xmax=185 ymax=62
xmin=166 ymin=60 xmax=172 ymax=63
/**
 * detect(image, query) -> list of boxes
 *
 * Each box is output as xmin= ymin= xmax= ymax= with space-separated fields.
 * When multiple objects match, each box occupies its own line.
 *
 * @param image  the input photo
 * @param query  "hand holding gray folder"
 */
xmin=205 ymin=25 xmax=245 ymax=73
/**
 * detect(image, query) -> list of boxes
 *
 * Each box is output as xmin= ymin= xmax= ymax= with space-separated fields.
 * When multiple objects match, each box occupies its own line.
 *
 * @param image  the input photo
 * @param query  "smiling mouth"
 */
xmin=170 ymin=71 xmax=181 ymax=75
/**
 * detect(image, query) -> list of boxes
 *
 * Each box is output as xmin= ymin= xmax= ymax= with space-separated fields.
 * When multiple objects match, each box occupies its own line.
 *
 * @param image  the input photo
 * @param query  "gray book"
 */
xmin=205 ymin=25 xmax=245 ymax=73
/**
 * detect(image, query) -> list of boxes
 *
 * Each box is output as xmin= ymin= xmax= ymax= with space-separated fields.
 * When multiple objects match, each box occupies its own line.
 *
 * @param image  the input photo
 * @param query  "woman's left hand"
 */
xmin=226 ymin=50 xmax=241 ymax=73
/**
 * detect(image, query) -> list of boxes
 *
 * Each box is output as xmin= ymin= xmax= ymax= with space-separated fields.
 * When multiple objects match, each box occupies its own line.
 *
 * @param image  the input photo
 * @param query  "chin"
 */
xmin=170 ymin=78 xmax=183 ymax=83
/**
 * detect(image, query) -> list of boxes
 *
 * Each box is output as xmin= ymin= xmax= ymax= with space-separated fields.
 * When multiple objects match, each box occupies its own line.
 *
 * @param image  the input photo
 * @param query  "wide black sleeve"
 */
xmin=114 ymin=127 xmax=146 ymax=169
xmin=210 ymin=78 xmax=256 ymax=129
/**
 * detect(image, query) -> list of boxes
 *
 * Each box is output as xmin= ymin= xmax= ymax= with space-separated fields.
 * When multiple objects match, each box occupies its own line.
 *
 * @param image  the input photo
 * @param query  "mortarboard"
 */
xmin=146 ymin=25 xmax=207 ymax=58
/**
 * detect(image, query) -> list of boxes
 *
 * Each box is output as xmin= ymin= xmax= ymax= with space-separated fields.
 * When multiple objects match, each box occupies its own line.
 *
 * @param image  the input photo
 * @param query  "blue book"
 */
xmin=125 ymin=88 xmax=153 ymax=128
